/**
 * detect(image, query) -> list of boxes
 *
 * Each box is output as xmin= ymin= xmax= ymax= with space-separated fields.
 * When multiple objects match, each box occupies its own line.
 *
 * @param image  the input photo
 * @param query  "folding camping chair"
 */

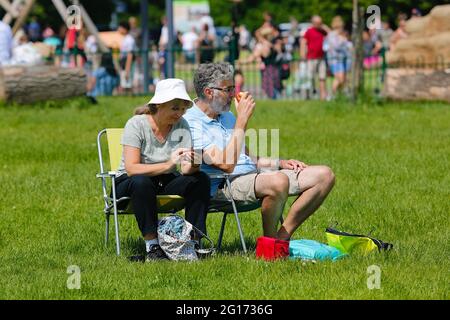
xmin=96 ymin=128 xmax=185 ymax=256
xmin=96 ymin=128 xmax=283 ymax=255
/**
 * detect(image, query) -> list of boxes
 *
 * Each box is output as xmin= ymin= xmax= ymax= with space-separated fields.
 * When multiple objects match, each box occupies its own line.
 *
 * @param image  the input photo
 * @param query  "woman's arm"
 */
xmin=123 ymin=145 xmax=175 ymax=176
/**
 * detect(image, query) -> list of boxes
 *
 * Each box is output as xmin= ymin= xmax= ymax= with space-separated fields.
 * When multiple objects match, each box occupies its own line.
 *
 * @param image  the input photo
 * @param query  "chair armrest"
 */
xmin=96 ymin=171 xmax=117 ymax=178
xmin=207 ymin=173 xmax=233 ymax=179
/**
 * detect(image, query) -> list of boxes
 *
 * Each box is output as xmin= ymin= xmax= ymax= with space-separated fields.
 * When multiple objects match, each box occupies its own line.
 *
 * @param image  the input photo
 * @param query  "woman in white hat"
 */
xmin=115 ymin=78 xmax=211 ymax=261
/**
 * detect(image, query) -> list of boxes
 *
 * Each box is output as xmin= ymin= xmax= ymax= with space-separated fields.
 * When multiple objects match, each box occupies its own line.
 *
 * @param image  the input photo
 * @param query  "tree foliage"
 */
xmin=7 ymin=0 xmax=448 ymax=34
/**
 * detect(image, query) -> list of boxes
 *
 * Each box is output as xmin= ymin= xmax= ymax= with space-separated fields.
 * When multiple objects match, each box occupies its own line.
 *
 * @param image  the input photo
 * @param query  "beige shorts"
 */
xmin=307 ymin=59 xmax=327 ymax=81
xmin=213 ymin=169 xmax=301 ymax=203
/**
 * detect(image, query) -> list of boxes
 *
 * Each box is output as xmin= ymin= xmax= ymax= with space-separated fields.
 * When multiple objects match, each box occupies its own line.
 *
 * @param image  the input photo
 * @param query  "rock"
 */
xmin=387 ymin=4 xmax=450 ymax=66
xmin=384 ymin=68 xmax=450 ymax=102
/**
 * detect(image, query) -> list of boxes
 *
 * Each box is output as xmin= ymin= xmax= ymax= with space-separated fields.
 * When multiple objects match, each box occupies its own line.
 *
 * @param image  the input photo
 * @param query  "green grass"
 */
xmin=0 ymin=97 xmax=449 ymax=299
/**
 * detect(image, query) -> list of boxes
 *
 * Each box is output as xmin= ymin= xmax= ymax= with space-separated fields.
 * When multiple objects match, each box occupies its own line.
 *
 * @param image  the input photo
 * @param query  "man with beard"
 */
xmin=184 ymin=62 xmax=335 ymax=240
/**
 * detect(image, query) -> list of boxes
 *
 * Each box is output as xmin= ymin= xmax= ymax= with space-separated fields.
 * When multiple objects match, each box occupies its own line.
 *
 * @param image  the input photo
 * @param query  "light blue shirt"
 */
xmin=184 ymin=103 xmax=257 ymax=196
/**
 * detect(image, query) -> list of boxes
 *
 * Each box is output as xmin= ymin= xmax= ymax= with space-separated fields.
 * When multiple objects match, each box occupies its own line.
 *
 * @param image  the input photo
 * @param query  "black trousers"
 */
xmin=114 ymin=171 xmax=211 ymax=237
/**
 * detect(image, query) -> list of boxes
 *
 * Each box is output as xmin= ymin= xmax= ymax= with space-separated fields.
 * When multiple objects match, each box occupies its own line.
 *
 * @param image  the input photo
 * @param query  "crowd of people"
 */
xmin=0 ymin=9 xmax=419 ymax=101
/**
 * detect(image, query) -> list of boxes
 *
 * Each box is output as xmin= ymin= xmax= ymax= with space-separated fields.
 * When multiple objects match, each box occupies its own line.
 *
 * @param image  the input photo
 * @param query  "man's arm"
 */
xmin=300 ymin=37 xmax=307 ymax=60
xmin=125 ymin=52 xmax=133 ymax=79
xmin=202 ymin=93 xmax=256 ymax=173
xmin=246 ymin=146 xmax=279 ymax=169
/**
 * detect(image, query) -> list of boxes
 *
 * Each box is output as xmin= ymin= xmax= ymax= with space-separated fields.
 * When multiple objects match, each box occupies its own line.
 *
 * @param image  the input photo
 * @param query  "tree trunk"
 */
xmin=0 ymin=65 xmax=86 ymax=104
xmin=351 ymin=1 xmax=364 ymax=103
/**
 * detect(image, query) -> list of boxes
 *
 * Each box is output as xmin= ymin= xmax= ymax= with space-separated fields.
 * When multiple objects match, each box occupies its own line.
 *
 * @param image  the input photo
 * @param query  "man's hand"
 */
xmin=234 ymin=92 xmax=255 ymax=126
xmin=280 ymin=159 xmax=308 ymax=173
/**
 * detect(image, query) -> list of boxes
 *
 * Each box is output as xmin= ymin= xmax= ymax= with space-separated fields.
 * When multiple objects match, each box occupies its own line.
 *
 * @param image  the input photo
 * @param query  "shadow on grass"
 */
xmin=218 ymin=235 xmax=256 ymax=255
xmin=120 ymin=234 xmax=258 ymax=260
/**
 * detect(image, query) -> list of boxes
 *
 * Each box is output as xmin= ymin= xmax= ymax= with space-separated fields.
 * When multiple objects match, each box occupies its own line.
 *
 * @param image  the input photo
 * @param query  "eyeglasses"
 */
xmin=209 ymin=86 xmax=236 ymax=94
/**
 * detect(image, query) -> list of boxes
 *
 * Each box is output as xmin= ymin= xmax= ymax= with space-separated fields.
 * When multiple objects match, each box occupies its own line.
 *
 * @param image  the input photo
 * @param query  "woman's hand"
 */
xmin=169 ymin=148 xmax=191 ymax=167
xmin=180 ymin=149 xmax=203 ymax=175
xmin=181 ymin=149 xmax=202 ymax=167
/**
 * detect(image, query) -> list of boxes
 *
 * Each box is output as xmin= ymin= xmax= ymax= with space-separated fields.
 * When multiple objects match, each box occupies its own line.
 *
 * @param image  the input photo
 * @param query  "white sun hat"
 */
xmin=147 ymin=78 xmax=193 ymax=107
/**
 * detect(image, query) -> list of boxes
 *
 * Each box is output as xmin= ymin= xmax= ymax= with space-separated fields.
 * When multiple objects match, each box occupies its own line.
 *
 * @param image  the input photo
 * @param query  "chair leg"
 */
xmin=225 ymin=178 xmax=247 ymax=253
xmin=232 ymin=206 xmax=247 ymax=253
xmin=105 ymin=214 xmax=110 ymax=246
xmin=111 ymin=177 xmax=121 ymax=256
xmin=217 ymin=212 xmax=227 ymax=251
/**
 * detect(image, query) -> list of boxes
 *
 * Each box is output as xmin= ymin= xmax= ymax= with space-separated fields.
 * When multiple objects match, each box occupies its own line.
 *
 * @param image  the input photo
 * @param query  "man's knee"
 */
xmin=317 ymin=166 xmax=335 ymax=189
xmin=267 ymin=172 xmax=289 ymax=198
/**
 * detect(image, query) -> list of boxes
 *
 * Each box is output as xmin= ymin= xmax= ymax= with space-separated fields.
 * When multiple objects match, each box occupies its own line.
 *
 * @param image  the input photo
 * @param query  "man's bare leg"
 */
xmin=254 ymin=172 xmax=289 ymax=238
xmin=319 ymin=80 xmax=327 ymax=100
xmin=277 ymin=165 xmax=335 ymax=240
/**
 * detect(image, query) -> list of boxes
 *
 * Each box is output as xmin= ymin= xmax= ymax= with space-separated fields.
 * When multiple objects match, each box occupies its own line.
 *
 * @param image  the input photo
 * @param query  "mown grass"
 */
xmin=0 ymin=96 xmax=449 ymax=300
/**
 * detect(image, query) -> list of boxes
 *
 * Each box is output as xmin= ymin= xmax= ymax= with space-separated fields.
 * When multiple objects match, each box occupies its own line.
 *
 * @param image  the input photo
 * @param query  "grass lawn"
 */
xmin=0 ymin=97 xmax=449 ymax=300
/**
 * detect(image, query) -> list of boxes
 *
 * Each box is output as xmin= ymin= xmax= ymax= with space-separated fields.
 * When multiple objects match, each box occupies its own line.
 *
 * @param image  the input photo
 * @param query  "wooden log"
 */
xmin=0 ymin=65 xmax=86 ymax=104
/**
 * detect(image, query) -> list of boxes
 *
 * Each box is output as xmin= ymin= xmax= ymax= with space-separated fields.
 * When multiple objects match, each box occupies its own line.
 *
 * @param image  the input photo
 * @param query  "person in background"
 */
xmin=181 ymin=26 xmax=199 ymax=64
xmin=54 ymin=25 xmax=67 ymax=67
xmin=411 ymin=8 xmax=422 ymax=18
xmin=118 ymin=21 xmax=136 ymax=93
xmin=238 ymin=26 xmax=281 ymax=99
xmin=42 ymin=26 xmax=62 ymax=64
xmin=199 ymin=12 xmax=216 ymax=39
xmin=378 ymin=21 xmax=393 ymax=51
xmin=27 ymin=16 xmax=41 ymax=42
xmin=300 ymin=15 xmax=329 ymax=100
xmin=129 ymin=16 xmax=142 ymax=49
xmin=390 ymin=17 xmax=408 ymax=51
xmin=324 ymin=16 xmax=349 ymax=97
xmin=0 ymin=21 xmax=13 ymax=66
xmin=234 ymin=69 xmax=245 ymax=95
xmin=362 ymin=29 xmax=382 ymax=69
xmin=65 ymin=23 xmax=87 ymax=68
xmin=197 ymin=24 xmax=215 ymax=64
xmin=238 ymin=25 xmax=251 ymax=51
xmin=86 ymin=53 xmax=119 ymax=103
xmin=158 ymin=16 xmax=169 ymax=79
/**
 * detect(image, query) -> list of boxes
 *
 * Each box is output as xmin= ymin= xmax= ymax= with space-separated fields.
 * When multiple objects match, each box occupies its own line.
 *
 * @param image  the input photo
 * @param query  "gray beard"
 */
xmin=211 ymin=95 xmax=231 ymax=114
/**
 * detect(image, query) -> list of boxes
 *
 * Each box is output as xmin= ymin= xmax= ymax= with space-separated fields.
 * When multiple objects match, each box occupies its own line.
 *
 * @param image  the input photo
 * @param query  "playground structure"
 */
xmin=0 ymin=0 xmax=109 ymax=104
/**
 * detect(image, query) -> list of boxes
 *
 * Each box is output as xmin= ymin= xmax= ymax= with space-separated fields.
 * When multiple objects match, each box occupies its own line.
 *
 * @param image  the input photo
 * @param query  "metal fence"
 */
xmin=60 ymin=47 xmax=448 ymax=100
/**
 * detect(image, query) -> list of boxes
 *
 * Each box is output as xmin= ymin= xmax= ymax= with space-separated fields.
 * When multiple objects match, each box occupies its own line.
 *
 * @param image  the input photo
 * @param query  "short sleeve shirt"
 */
xmin=120 ymin=34 xmax=136 ymax=58
xmin=183 ymin=103 xmax=257 ymax=196
xmin=117 ymin=115 xmax=192 ymax=177
xmin=304 ymin=27 xmax=327 ymax=60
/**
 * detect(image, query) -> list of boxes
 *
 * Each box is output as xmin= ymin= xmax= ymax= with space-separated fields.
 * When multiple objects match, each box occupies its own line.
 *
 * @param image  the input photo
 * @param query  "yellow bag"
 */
xmin=326 ymin=227 xmax=393 ymax=255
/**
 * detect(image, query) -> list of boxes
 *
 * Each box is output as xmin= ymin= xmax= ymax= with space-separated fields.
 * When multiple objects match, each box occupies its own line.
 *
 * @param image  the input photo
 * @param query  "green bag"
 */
xmin=326 ymin=227 xmax=393 ymax=255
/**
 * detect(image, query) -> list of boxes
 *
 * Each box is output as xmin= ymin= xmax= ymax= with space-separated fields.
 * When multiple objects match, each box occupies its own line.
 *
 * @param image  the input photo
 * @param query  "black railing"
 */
xmin=51 ymin=47 xmax=449 ymax=100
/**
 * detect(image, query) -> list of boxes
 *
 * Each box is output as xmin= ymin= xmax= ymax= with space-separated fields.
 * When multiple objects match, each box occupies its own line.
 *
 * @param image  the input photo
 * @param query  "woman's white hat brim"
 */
xmin=147 ymin=78 xmax=193 ymax=107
